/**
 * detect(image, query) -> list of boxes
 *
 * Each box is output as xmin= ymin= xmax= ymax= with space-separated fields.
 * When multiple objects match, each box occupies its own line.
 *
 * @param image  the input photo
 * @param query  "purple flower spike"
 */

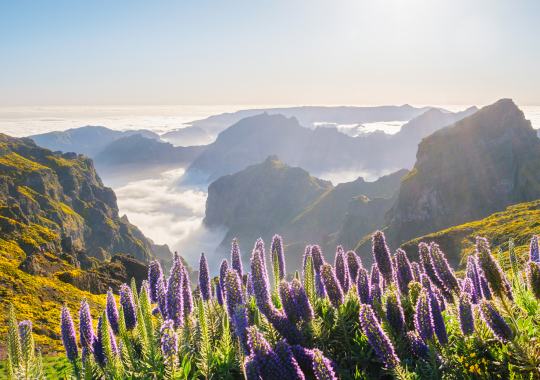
xmin=280 ymin=281 xmax=299 ymax=324
xmin=246 ymin=326 xmax=287 ymax=379
xmin=420 ymin=274 xmax=432 ymax=291
xmin=434 ymin=288 xmax=446 ymax=312
xmin=219 ymin=259 xmax=229 ymax=301
xmin=61 ymin=305 xmax=79 ymax=361
xmin=359 ymin=304 xmax=400 ymax=369
xmin=233 ymin=305 xmax=250 ymax=354
xmin=119 ymin=284 xmax=137 ymax=331
xmin=245 ymin=357 xmax=261 ymax=380
xmin=462 ymin=278 xmax=474 ymax=297
xmin=334 ymin=247 xmax=350 ymax=294
xmin=466 ymin=256 xmax=482 ymax=303
xmin=386 ymin=292 xmax=405 ymax=334
xmin=291 ymin=279 xmax=314 ymax=323
xmin=430 ymin=243 xmax=460 ymax=294
xmin=480 ymin=299 xmax=513 ymax=342
xmin=251 ymin=246 xmax=272 ymax=315
xmin=315 ymin=273 xmax=326 ymax=298
xmin=160 ymin=320 xmax=178 ymax=366
xmin=246 ymin=273 xmax=254 ymax=298
xmin=407 ymin=331 xmax=429 ymax=360
xmin=429 ymin=290 xmax=448 ymax=345
xmin=156 ymin=276 xmax=168 ymax=319
xmin=370 ymin=264 xmax=380 ymax=286
xmin=106 ymin=288 xmax=120 ymax=335
xmin=411 ymin=262 xmax=421 ymax=282
xmin=372 ymin=231 xmax=394 ymax=284
xmin=459 ymin=293 xmax=474 ymax=336
xmin=321 ymin=264 xmax=344 ymax=309
xmin=79 ymin=299 xmax=96 ymax=352
xmin=530 ymin=236 xmax=540 ymax=263
xmin=198 ymin=253 xmax=212 ymax=301
xmin=311 ymin=245 xmax=325 ymax=275
xmin=371 ymin=282 xmax=382 ymax=306
xmin=313 ymin=348 xmax=339 ymax=380
xmin=356 ymin=268 xmax=371 ymax=304
xmin=476 ymin=237 xmax=509 ymax=298
xmin=527 ymin=261 xmax=540 ymax=300
xmin=92 ymin=316 xmax=107 ymax=367
xmin=181 ymin=265 xmax=194 ymax=317
xmin=224 ymin=269 xmax=244 ymax=318
xmin=395 ymin=248 xmax=414 ymax=295
xmin=216 ymin=280 xmax=224 ymax=306
xmin=167 ymin=257 xmax=184 ymax=328
xmin=271 ymin=235 xmax=286 ymax=281
xmin=274 ymin=340 xmax=305 ymax=380
xmin=419 ymin=243 xmax=446 ymax=293
xmin=415 ymin=289 xmax=434 ymax=343
xmin=231 ymin=239 xmax=243 ymax=278
xmin=347 ymin=251 xmax=361 ymax=283
xmin=479 ymin=273 xmax=493 ymax=300
xmin=148 ymin=260 xmax=163 ymax=304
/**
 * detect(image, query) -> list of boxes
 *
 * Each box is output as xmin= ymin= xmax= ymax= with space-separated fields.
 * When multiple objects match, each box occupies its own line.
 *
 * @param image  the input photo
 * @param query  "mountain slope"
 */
xmin=0 ymin=134 xmax=196 ymax=353
xmin=355 ymin=99 xmax=540 ymax=259
xmin=399 ymin=200 xmax=540 ymax=270
xmin=188 ymin=107 xmax=476 ymax=182
xmin=203 ymin=155 xmax=406 ymax=271
xmin=189 ymin=104 xmax=441 ymax=137
xmin=29 ymin=126 xmax=162 ymax=158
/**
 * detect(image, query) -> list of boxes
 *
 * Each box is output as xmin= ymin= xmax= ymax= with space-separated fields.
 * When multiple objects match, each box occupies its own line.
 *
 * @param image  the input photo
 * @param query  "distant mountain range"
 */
xmin=188 ymin=104 xmax=450 ymax=137
xmin=202 ymin=99 xmax=540 ymax=274
xmin=28 ymin=126 xmax=162 ymax=158
xmin=26 ymin=106 xmax=477 ymax=183
xmin=188 ymin=106 xmax=477 ymax=181
xmin=203 ymin=155 xmax=406 ymax=271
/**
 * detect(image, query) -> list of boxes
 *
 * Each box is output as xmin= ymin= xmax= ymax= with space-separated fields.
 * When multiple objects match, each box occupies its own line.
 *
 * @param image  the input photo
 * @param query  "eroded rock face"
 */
xmin=56 ymin=254 xmax=149 ymax=295
xmin=357 ymin=99 xmax=540 ymax=257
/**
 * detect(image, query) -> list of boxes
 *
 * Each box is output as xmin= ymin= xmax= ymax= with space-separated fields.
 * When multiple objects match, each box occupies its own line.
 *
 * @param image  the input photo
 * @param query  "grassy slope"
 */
xmin=398 ymin=200 xmax=540 ymax=268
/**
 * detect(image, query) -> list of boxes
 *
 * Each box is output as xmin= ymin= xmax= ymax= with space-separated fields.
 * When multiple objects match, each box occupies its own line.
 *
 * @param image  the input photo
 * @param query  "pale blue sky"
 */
xmin=1 ymin=0 xmax=539 ymax=106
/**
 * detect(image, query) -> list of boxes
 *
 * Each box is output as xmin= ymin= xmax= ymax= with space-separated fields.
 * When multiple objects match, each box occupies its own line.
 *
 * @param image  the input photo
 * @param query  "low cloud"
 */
xmin=313 ymin=168 xmax=401 ymax=184
xmin=114 ymin=168 xmax=227 ymax=268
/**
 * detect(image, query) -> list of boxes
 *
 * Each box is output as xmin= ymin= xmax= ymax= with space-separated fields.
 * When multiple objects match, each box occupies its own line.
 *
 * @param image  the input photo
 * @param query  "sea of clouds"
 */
xmin=3 ymin=104 xmax=539 ymax=268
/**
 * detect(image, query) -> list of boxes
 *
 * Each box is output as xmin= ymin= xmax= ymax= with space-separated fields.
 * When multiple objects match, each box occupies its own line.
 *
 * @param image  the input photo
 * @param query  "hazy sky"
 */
xmin=1 ymin=0 xmax=539 ymax=106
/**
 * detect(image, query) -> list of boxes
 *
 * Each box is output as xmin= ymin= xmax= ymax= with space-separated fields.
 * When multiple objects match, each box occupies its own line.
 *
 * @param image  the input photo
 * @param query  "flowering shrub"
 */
xmin=4 ymin=232 xmax=540 ymax=379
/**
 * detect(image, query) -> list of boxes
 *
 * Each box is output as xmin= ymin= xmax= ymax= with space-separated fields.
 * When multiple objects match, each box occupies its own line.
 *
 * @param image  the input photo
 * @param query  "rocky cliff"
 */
xmin=0 ymin=134 xmax=188 ymax=353
xmin=204 ymin=155 xmax=406 ymax=272
xmin=355 ymin=99 xmax=540 ymax=259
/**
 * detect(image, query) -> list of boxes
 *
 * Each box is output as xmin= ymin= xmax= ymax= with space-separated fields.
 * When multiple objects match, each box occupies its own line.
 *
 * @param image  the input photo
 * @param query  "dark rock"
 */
xmin=356 ymin=99 xmax=540 ymax=258
xmin=18 ymin=255 xmax=53 ymax=277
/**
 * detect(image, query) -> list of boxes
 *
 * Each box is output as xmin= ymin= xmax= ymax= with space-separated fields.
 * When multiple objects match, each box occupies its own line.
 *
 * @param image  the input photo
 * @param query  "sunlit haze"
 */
xmin=1 ymin=0 xmax=540 ymax=106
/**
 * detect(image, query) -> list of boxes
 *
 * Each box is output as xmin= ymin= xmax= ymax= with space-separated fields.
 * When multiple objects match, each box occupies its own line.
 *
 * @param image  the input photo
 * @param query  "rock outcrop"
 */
xmin=204 ymin=155 xmax=406 ymax=272
xmin=355 ymin=99 xmax=540 ymax=259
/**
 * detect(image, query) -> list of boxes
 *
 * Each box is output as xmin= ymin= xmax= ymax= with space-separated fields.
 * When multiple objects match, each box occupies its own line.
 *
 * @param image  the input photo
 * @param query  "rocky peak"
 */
xmin=378 ymin=99 xmax=540 ymax=251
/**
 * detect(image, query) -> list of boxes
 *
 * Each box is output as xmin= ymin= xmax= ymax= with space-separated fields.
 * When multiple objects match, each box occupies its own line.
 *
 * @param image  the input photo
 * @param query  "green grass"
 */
xmin=0 ymin=355 xmax=71 ymax=380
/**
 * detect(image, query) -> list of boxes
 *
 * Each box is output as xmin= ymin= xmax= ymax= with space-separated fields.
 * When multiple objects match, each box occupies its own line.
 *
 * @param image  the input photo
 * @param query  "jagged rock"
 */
xmin=102 ymin=254 xmax=149 ymax=291
xmin=57 ymin=271 xmax=108 ymax=294
xmin=356 ymin=99 xmax=540 ymax=258
xmin=204 ymin=155 xmax=406 ymax=272
xmin=18 ymin=255 xmax=53 ymax=277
